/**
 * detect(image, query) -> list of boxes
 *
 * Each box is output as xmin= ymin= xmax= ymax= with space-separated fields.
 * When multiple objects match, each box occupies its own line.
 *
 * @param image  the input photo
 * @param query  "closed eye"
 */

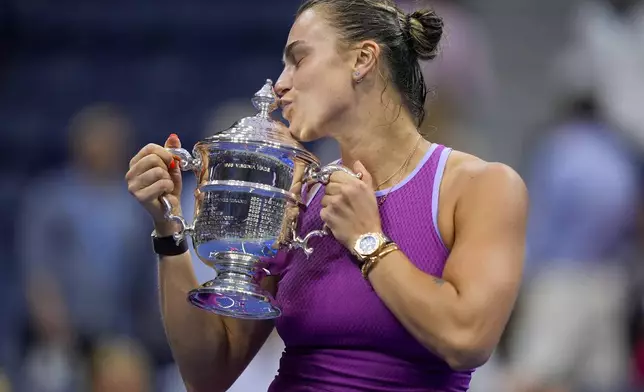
xmin=282 ymin=40 xmax=308 ymax=67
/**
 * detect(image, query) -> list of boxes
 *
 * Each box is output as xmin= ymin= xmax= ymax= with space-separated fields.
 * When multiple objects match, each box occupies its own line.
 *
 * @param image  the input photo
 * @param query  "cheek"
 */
xmin=290 ymin=58 xmax=353 ymax=138
xmin=315 ymin=79 xmax=352 ymax=124
xmin=298 ymin=73 xmax=350 ymax=119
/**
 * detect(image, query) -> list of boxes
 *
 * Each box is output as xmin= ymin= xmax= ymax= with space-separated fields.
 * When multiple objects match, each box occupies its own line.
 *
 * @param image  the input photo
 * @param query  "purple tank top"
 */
xmin=266 ymin=144 xmax=472 ymax=391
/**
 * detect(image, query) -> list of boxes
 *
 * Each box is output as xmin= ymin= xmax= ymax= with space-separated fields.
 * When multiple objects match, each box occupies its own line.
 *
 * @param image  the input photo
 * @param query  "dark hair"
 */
xmin=297 ymin=0 xmax=443 ymax=126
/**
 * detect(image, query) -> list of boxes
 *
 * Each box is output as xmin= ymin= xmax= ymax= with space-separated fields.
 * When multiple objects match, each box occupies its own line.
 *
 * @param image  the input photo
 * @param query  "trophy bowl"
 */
xmin=160 ymin=79 xmax=360 ymax=320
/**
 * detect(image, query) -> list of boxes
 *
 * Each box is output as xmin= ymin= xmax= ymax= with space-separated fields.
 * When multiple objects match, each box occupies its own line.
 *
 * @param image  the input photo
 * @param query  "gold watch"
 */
xmin=353 ymin=232 xmax=392 ymax=262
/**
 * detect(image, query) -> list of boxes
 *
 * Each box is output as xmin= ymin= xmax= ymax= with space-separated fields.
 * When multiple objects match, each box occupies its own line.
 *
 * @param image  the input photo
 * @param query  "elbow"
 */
xmin=445 ymin=349 xmax=491 ymax=371
xmin=440 ymin=333 xmax=494 ymax=371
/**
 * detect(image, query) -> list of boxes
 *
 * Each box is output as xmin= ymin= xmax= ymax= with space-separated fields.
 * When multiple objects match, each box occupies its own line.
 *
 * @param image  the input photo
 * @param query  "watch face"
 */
xmin=358 ymin=234 xmax=379 ymax=255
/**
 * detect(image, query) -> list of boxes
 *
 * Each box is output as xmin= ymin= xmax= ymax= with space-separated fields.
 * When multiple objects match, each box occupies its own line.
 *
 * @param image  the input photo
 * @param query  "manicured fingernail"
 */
xmin=169 ymin=133 xmax=178 ymax=138
xmin=169 ymin=160 xmax=176 ymax=170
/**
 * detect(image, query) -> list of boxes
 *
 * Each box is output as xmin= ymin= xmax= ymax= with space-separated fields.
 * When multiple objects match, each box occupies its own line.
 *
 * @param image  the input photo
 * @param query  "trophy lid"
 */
xmin=201 ymin=79 xmax=318 ymax=165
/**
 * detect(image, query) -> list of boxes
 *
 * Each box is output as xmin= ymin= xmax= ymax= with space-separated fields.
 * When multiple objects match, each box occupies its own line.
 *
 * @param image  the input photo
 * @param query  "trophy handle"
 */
xmin=303 ymin=163 xmax=363 ymax=185
xmin=158 ymin=147 xmax=200 ymax=244
xmin=160 ymin=196 xmax=194 ymax=244
xmin=290 ymin=164 xmax=363 ymax=257
xmin=290 ymin=223 xmax=329 ymax=258
xmin=166 ymin=147 xmax=201 ymax=171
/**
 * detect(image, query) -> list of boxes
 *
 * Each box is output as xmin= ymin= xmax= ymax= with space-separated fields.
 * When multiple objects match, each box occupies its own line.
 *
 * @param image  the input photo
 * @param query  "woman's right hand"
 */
xmin=126 ymin=134 xmax=184 ymax=236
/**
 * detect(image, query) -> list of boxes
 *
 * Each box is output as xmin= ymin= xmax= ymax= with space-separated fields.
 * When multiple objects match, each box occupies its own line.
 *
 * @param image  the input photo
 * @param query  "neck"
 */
xmin=332 ymin=107 xmax=429 ymax=189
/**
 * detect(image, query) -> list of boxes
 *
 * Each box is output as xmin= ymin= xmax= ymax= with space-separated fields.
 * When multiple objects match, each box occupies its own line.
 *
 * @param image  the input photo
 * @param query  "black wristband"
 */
xmin=151 ymin=231 xmax=189 ymax=256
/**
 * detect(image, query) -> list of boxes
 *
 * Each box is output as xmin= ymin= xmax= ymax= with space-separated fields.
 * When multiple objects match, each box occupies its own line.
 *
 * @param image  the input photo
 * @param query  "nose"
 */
xmin=274 ymin=68 xmax=291 ymax=98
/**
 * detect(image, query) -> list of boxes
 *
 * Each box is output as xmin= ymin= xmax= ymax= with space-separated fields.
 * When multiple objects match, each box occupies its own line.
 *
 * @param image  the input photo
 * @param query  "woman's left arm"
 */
xmin=322 ymin=161 xmax=528 ymax=371
xmin=368 ymin=163 xmax=528 ymax=370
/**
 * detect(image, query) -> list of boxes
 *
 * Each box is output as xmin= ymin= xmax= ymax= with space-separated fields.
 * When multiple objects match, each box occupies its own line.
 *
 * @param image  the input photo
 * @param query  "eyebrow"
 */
xmin=282 ymin=40 xmax=305 ymax=64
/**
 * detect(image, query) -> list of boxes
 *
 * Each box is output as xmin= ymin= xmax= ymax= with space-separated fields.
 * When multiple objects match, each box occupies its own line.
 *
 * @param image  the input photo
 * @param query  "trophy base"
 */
xmin=187 ymin=280 xmax=281 ymax=320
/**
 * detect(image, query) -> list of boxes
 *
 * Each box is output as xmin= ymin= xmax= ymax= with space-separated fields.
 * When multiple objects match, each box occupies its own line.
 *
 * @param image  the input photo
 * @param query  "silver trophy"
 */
xmin=160 ymin=79 xmax=359 ymax=320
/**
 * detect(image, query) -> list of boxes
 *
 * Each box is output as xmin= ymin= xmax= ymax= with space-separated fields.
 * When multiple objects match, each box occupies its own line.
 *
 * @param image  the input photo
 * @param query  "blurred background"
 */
xmin=2 ymin=0 xmax=644 ymax=391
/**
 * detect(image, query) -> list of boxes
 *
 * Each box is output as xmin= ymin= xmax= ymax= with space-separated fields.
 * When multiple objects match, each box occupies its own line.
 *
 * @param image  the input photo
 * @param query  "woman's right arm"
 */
xmin=156 ymin=244 xmax=276 ymax=392
xmin=126 ymin=134 xmax=276 ymax=392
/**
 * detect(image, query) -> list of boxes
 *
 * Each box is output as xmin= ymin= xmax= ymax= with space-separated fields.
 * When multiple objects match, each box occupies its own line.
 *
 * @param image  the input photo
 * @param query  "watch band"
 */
xmin=361 ymin=242 xmax=400 ymax=279
xmin=151 ymin=231 xmax=189 ymax=256
xmin=359 ymin=238 xmax=394 ymax=263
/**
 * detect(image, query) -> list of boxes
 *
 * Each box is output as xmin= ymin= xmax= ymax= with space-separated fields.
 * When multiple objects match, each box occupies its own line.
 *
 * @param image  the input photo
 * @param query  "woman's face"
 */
xmin=275 ymin=8 xmax=357 ymax=142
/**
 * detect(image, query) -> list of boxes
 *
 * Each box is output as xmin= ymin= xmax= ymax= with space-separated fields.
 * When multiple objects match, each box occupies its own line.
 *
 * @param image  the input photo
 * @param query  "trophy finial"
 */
xmin=252 ymin=79 xmax=278 ymax=118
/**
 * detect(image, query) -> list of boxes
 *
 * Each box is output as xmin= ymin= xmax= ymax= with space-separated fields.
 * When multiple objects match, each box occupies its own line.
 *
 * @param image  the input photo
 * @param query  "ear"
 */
xmin=352 ymin=40 xmax=380 ymax=83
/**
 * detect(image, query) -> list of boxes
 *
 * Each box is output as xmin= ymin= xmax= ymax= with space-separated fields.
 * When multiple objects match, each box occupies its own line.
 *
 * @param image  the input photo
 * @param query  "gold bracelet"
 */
xmin=360 ymin=242 xmax=398 ymax=279
xmin=361 ymin=243 xmax=400 ymax=279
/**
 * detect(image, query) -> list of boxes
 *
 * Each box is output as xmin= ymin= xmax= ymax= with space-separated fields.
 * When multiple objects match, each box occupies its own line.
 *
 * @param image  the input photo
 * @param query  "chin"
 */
xmin=288 ymin=123 xmax=323 ymax=143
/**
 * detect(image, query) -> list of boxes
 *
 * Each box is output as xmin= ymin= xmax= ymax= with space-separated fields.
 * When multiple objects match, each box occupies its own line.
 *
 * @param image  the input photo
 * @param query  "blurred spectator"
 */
xmin=502 ymin=2 xmax=644 ymax=389
xmin=554 ymin=0 xmax=644 ymax=149
xmin=506 ymin=96 xmax=639 ymax=392
xmin=0 ymin=207 xmax=22 ymax=392
xmin=16 ymin=103 xmax=164 ymax=391
xmin=0 ymin=371 xmax=9 ymax=392
xmin=626 ymin=198 xmax=644 ymax=387
xmin=90 ymin=338 xmax=151 ymax=392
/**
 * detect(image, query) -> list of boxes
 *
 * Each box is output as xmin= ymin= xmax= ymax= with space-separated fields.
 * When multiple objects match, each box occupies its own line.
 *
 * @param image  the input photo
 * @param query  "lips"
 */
xmin=281 ymin=101 xmax=293 ymax=119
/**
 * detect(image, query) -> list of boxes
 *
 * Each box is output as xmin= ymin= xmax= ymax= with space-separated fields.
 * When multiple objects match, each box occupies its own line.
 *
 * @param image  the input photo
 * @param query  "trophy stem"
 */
xmin=212 ymin=252 xmax=260 ymax=277
xmin=187 ymin=251 xmax=281 ymax=319
xmin=215 ymin=272 xmax=254 ymax=284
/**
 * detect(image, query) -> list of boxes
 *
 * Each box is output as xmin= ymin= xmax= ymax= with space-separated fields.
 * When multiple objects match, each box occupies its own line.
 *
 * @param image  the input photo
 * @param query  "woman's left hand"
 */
xmin=320 ymin=161 xmax=383 ymax=251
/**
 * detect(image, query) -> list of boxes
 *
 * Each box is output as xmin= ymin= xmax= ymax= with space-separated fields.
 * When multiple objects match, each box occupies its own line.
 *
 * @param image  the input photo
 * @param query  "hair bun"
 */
xmin=406 ymin=9 xmax=443 ymax=60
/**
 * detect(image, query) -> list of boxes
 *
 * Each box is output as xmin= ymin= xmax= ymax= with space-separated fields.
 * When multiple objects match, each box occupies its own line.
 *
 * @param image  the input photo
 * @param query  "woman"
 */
xmin=125 ymin=0 xmax=527 ymax=391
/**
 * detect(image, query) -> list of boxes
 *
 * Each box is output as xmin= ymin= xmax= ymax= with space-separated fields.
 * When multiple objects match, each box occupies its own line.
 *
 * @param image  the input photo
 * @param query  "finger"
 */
xmin=164 ymin=134 xmax=186 ymax=188
xmin=164 ymin=133 xmax=181 ymax=149
xmin=293 ymin=160 xmax=307 ymax=182
xmin=324 ymin=182 xmax=343 ymax=196
xmin=126 ymin=154 xmax=168 ymax=181
xmin=128 ymin=167 xmax=172 ymax=194
xmin=353 ymin=160 xmax=374 ymax=190
xmin=319 ymin=206 xmax=332 ymax=225
xmin=320 ymin=194 xmax=340 ymax=208
xmin=328 ymin=170 xmax=360 ymax=185
xmin=133 ymin=180 xmax=175 ymax=203
xmin=319 ymin=206 xmax=341 ymax=235
xmin=129 ymin=143 xmax=174 ymax=168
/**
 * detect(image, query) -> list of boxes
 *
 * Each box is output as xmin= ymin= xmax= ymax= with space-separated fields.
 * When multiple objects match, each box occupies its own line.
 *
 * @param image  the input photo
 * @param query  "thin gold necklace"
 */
xmin=377 ymin=135 xmax=423 ymax=207
xmin=375 ymin=134 xmax=423 ymax=190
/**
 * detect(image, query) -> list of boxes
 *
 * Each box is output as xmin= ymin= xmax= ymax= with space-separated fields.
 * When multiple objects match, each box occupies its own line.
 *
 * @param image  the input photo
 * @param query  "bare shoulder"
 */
xmin=444 ymin=150 xmax=527 ymax=204
xmin=436 ymin=150 xmax=528 ymax=248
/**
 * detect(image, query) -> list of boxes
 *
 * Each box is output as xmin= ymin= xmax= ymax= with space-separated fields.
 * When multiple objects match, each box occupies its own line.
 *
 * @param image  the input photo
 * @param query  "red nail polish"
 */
xmin=169 ymin=160 xmax=176 ymax=170
xmin=169 ymin=133 xmax=178 ymax=138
